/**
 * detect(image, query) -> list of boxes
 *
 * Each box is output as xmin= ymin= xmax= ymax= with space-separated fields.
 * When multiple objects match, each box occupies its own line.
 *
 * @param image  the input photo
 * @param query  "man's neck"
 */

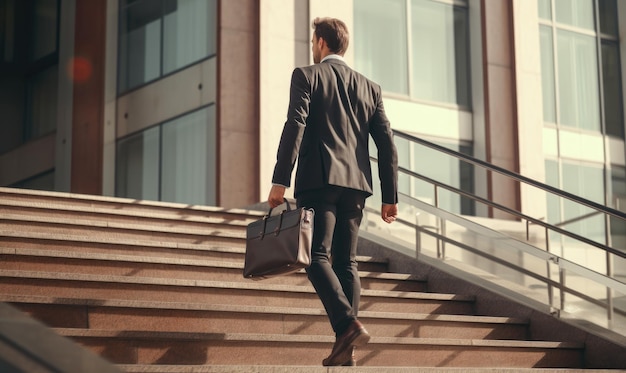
xmin=321 ymin=54 xmax=344 ymax=63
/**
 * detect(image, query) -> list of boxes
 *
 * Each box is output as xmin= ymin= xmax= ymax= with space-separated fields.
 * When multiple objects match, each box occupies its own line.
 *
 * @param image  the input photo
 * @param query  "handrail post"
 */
xmin=416 ymin=213 xmax=421 ymax=260
xmin=604 ymin=214 xmax=614 ymax=324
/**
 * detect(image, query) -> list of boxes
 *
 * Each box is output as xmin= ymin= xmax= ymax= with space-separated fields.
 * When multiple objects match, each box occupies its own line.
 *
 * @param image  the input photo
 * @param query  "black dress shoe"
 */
xmin=323 ymin=321 xmax=370 ymax=366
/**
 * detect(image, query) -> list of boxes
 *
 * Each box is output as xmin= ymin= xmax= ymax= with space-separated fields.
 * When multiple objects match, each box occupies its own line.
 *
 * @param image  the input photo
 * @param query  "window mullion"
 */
xmin=406 ymin=0 xmax=413 ymax=98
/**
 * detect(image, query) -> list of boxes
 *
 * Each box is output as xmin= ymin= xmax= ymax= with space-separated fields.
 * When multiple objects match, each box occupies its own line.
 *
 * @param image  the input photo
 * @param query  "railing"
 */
xmin=361 ymin=130 xmax=626 ymax=346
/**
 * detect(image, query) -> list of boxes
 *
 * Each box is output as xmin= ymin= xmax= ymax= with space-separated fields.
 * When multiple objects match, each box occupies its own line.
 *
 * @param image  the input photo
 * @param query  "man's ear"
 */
xmin=317 ymin=36 xmax=327 ymax=50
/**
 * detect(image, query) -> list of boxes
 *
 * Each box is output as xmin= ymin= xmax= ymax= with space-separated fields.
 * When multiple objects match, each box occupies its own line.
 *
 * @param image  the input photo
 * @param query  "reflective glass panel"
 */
xmin=538 ymin=0 xmax=552 ymax=20
xmin=601 ymin=41 xmax=624 ymax=138
xmin=31 ymin=0 xmax=58 ymax=60
xmin=599 ymin=0 xmax=618 ymax=36
xmin=411 ymin=141 xmax=474 ymax=215
xmin=26 ymin=66 xmax=58 ymax=139
xmin=560 ymin=162 xmax=606 ymax=246
xmin=610 ymin=166 xmax=626 ymax=248
xmin=161 ymin=106 xmax=216 ymax=205
xmin=116 ymin=126 xmax=160 ymax=201
xmin=540 ymin=26 xmax=556 ymax=123
xmin=163 ymin=0 xmax=216 ymax=74
xmin=411 ymin=1 xmax=471 ymax=107
xmin=354 ymin=0 xmax=409 ymax=94
xmin=557 ymin=30 xmax=601 ymax=131
xmin=118 ymin=0 xmax=162 ymax=92
xmin=555 ymin=0 xmax=595 ymax=30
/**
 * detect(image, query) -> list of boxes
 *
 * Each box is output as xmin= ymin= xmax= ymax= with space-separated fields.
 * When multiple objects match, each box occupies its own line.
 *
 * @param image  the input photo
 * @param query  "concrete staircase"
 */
xmin=0 ymin=187 xmax=598 ymax=371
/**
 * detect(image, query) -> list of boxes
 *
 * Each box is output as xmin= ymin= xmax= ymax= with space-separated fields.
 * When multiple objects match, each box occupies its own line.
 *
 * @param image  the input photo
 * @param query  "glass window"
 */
xmin=538 ymin=0 xmax=552 ymax=20
xmin=354 ymin=0 xmax=409 ymax=95
xmin=411 ymin=140 xmax=474 ymax=215
xmin=557 ymin=30 xmax=601 ymax=131
xmin=163 ymin=0 xmax=217 ymax=75
xmin=610 ymin=166 xmax=626 ymax=247
xmin=115 ymin=106 xmax=216 ymax=205
xmin=546 ymin=160 xmax=607 ymax=250
xmin=540 ymin=26 xmax=556 ymax=123
xmin=539 ymin=0 xmax=624 ymax=139
xmin=411 ymin=0 xmax=471 ymax=107
xmin=118 ymin=0 xmax=163 ymax=92
xmin=161 ymin=106 xmax=216 ymax=205
xmin=601 ymin=41 xmax=624 ymax=138
xmin=31 ymin=0 xmax=58 ymax=61
xmin=355 ymin=0 xmax=471 ymax=107
xmin=116 ymin=126 xmax=160 ymax=201
xmin=560 ymin=162 xmax=605 ymax=243
xmin=555 ymin=0 xmax=595 ymax=30
xmin=25 ymin=66 xmax=58 ymax=139
xmin=118 ymin=0 xmax=217 ymax=93
xmin=598 ymin=0 xmax=618 ymax=36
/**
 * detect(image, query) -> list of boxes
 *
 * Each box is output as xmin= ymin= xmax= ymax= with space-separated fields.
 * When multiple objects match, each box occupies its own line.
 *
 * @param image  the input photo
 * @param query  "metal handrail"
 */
xmin=395 ymin=163 xmax=626 ymax=259
xmin=393 ymin=130 xmax=626 ymax=221
xmin=363 ymin=130 xmax=626 ymax=344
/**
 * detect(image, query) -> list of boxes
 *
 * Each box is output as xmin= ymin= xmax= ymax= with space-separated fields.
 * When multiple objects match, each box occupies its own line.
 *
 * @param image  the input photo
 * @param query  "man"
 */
xmin=268 ymin=17 xmax=398 ymax=366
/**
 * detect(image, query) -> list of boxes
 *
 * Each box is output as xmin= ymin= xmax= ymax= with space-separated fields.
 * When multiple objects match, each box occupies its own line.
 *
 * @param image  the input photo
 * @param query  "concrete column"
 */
xmin=511 ymin=0 xmax=547 ymax=220
xmin=218 ymin=0 xmax=260 ymax=208
xmin=259 ymin=0 xmax=307 ymax=202
xmin=70 ymin=0 xmax=107 ymax=195
xmin=480 ymin=0 xmax=520 ymax=219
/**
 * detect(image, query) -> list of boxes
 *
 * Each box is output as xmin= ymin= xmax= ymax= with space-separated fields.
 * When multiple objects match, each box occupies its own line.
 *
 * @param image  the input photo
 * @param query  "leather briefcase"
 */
xmin=243 ymin=199 xmax=314 ymax=280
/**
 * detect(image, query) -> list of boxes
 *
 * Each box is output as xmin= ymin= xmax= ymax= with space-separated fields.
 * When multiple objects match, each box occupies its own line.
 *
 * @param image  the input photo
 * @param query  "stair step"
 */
xmin=0 ymin=187 xmax=263 ymax=222
xmin=0 ymin=213 xmax=246 ymax=245
xmin=117 ymin=366 xmax=610 ymax=373
xmin=5 ymin=294 xmax=527 ymax=340
xmin=0 ymin=202 xmax=251 ymax=232
xmin=0 ymin=248 xmax=418 ymax=290
xmin=0 ymin=270 xmax=474 ymax=314
xmin=0 ymin=230 xmax=391 ymax=273
xmin=56 ymin=329 xmax=584 ymax=368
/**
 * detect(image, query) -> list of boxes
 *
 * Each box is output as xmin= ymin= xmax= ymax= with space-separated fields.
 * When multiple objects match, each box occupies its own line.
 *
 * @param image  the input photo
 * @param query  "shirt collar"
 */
xmin=321 ymin=54 xmax=345 ymax=63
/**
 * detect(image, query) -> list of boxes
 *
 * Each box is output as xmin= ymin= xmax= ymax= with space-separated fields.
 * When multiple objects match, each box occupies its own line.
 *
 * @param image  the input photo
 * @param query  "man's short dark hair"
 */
xmin=312 ymin=17 xmax=349 ymax=55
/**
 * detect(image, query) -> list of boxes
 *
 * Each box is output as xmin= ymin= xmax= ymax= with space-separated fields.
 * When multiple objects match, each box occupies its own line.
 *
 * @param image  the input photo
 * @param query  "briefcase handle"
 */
xmin=261 ymin=198 xmax=291 ymax=239
xmin=267 ymin=198 xmax=292 ymax=216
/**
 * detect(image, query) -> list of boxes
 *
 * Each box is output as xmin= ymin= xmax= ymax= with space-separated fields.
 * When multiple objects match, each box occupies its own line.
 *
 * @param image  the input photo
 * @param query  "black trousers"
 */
xmin=296 ymin=186 xmax=368 ymax=336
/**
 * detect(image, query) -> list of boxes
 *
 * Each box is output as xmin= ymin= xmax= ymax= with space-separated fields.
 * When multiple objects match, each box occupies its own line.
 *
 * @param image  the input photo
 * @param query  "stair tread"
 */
xmin=0 ymin=188 xmax=602 ymax=369
xmin=0 ymin=187 xmax=265 ymax=218
xmin=0 ymin=197 xmax=257 ymax=226
xmin=0 ymin=231 xmax=388 ymax=265
xmin=0 ymin=269 xmax=472 ymax=301
xmin=54 ymin=328 xmax=584 ymax=349
xmin=0 ymin=212 xmax=247 ymax=238
xmin=0 ymin=247 xmax=403 ymax=280
xmin=2 ymin=294 xmax=523 ymax=325
xmin=116 ymin=366 xmax=612 ymax=373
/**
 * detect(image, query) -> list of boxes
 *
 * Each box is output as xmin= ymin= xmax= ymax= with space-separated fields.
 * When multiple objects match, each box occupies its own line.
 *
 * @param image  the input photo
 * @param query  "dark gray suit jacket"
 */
xmin=272 ymin=58 xmax=398 ymax=204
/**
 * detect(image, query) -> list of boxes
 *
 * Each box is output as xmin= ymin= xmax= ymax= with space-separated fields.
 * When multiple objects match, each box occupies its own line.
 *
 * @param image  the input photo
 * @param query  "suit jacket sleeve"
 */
xmin=271 ymin=68 xmax=310 ymax=187
xmin=369 ymin=88 xmax=398 ymax=204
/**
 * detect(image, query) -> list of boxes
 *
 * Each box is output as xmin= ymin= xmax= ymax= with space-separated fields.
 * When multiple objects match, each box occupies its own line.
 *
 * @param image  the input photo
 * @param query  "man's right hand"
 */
xmin=381 ymin=204 xmax=398 ymax=224
xmin=268 ymin=185 xmax=286 ymax=208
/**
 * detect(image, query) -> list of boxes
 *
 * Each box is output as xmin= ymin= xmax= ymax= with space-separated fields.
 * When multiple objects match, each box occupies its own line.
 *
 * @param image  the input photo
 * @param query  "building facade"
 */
xmin=1 ymin=0 xmax=624 ymax=231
